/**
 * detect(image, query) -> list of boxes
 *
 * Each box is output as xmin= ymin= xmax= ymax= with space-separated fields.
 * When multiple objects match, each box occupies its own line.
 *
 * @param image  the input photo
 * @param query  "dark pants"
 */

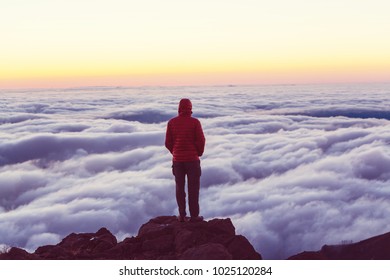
xmin=172 ymin=160 xmax=201 ymax=218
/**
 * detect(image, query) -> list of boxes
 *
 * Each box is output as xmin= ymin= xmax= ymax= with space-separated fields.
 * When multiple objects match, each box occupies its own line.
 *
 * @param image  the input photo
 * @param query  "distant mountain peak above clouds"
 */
xmin=289 ymin=231 xmax=390 ymax=260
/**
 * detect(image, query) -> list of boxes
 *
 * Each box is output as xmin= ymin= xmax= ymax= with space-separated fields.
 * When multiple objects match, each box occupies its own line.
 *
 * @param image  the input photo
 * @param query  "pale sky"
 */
xmin=1 ymin=0 xmax=390 ymax=88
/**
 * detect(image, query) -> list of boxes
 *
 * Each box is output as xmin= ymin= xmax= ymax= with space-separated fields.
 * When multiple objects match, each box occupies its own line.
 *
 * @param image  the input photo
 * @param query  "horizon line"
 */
xmin=1 ymin=80 xmax=390 ymax=92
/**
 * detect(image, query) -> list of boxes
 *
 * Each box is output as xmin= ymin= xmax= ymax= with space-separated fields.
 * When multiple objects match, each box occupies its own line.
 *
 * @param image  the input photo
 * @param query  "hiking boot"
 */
xmin=190 ymin=216 xmax=204 ymax=222
xmin=177 ymin=215 xmax=188 ymax=222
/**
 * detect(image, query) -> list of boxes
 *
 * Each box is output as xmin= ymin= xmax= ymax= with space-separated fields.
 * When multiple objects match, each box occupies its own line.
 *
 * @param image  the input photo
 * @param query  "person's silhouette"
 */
xmin=165 ymin=99 xmax=206 ymax=222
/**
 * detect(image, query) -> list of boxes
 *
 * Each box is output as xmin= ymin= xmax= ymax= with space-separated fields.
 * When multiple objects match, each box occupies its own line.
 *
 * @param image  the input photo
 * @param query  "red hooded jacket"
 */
xmin=165 ymin=99 xmax=205 ymax=162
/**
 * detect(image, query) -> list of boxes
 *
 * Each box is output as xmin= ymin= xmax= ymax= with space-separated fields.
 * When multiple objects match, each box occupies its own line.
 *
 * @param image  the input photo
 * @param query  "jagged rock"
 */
xmin=180 ymin=243 xmax=232 ymax=260
xmin=0 ymin=247 xmax=38 ymax=260
xmin=4 ymin=215 xmax=390 ymax=260
xmin=134 ymin=216 xmax=261 ymax=260
xmin=289 ymin=231 xmax=390 ymax=260
xmin=0 ymin=216 xmax=262 ymax=260
xmin=34 ymin=227 xmax=117 ymax=259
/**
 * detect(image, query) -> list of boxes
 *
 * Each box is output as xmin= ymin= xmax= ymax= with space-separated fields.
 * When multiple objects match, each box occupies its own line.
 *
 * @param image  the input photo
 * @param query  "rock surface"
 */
xmin=0 ymin=216 xmax=262 ymax=260
xmin=3 ymin=215 xmax=389 ymax=260
xmin=289 ymin=231 xmax=390 ymax=260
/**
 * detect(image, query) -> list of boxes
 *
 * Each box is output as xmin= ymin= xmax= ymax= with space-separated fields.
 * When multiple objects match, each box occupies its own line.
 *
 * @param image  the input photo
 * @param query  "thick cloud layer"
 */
xmin=1 ymin=84 xmax=390 ymax=259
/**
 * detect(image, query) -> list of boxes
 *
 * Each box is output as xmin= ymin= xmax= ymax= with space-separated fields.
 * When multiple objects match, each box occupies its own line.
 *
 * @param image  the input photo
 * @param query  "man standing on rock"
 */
xmin=165 ymin=98 xmax=206 ymax=222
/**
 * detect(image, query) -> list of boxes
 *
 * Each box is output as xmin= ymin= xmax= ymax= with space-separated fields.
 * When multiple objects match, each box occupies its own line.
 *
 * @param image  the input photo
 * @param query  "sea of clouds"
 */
xmin=1 ymin=84 xmax=390 ymax=259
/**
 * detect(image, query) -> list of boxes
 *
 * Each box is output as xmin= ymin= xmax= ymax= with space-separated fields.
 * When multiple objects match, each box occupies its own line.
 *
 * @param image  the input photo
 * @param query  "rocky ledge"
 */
xmin=289 ymin=231 xmax=390 ymax=260
xmin=0 ymin=216 xmax=262 ymax=260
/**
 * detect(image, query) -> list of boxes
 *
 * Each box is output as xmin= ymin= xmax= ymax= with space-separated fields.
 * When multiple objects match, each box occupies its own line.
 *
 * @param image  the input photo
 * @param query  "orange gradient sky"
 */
xmin=1 ymin=0 xmax=390 ymax=89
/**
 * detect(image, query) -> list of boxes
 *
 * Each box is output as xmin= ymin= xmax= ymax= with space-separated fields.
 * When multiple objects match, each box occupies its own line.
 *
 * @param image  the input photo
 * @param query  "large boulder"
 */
xmin=34 ymin=227 xmax=117 ymax=259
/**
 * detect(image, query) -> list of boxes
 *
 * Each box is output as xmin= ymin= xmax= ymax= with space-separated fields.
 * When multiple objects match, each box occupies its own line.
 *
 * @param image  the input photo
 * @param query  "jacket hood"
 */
xmin=178 ymin=98 xmax=192 ymax=116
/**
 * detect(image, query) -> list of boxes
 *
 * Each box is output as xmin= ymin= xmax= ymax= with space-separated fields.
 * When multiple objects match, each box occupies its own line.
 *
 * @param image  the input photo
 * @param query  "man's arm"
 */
xmin=195 ymin=120 xmax=205 ymax=156
xmin=165 ymin=122 xmax=174 ymax=154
